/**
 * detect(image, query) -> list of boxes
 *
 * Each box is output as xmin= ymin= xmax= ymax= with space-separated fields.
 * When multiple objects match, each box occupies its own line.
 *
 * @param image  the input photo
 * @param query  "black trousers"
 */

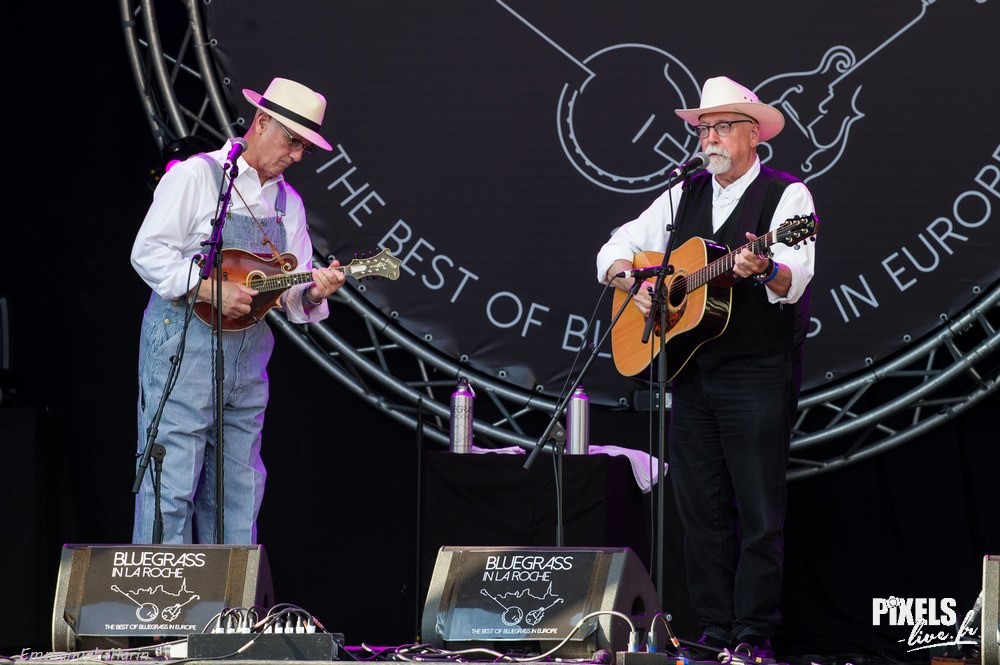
xmin=668 ymin=352 xmax=798 ymax=641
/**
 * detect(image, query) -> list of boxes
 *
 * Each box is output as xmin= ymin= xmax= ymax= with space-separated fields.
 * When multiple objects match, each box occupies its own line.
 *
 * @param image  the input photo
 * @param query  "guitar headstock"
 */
xmin=344 ymin=249 xmax=402 ymax=281
xmin=776 ymin=213 xmax=819 ymax=247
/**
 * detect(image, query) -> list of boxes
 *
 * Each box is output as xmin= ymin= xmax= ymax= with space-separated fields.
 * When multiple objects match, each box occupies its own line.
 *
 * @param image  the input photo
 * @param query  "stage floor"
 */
xmin=5 ymin=640 xmax=979 ymax=665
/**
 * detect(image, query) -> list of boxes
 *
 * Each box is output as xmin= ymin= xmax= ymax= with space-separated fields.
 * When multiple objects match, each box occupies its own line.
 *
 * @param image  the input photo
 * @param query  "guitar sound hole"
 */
xmin=666 ymin=275 xmax=687 ymax=308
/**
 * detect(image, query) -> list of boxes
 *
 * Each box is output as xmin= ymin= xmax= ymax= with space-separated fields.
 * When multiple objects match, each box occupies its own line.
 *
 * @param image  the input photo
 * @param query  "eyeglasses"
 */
xmin=272 ymin=118 xmax=316 ymax=155
xmin=694 ymin=119 xmax=755 ymax=138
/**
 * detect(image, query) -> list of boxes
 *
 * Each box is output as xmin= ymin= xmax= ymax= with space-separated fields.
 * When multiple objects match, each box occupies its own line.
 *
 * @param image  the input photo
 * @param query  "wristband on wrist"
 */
xmin=753 ymin=259 xmax=779 ymax=285
xmin=303 ymin=286 xmax=323 ymax=306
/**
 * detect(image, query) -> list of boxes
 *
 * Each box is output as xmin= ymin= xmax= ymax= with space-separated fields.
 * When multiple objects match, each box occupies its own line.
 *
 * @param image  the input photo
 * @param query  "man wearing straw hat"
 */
xmin=131 ymin=77 xmax=346 ymax=545
xmin=597 ymin=76 xmax=819 ymax=661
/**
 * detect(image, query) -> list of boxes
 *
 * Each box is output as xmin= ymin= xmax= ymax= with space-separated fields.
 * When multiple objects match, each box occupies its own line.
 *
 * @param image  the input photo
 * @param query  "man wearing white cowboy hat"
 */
xmin=131 ymin=77 xmax=346 ymax=545
xmin=597 ymin=75 xmax=818 ymax=661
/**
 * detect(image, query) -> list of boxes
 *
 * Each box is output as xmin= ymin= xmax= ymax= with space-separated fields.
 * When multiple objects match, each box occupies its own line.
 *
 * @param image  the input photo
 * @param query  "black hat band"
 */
xmin=258 ymin=97 xmax=321 ymax=132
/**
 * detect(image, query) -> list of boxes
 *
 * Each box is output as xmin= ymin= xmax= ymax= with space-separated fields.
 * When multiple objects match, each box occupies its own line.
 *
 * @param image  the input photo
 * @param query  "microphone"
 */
xmin=225 ymin=137 xmax=248 ymax=164
xmin=614 ymin=265 xmax=664 ymax=280
xmin=667 ymin=151 xmax=710 ymax=179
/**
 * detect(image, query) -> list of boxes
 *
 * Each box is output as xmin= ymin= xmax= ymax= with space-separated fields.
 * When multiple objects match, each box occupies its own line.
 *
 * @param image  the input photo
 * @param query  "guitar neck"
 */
xmin=686 ymin=230 xmax=780 ymax=291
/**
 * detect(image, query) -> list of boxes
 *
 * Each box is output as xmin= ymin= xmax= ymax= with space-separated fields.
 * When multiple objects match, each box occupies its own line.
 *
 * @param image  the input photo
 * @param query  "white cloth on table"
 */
xmin=464 ymin=444 xmax=666 ymax=493
xmin=589 ymin=444 xmax=667 ymax=494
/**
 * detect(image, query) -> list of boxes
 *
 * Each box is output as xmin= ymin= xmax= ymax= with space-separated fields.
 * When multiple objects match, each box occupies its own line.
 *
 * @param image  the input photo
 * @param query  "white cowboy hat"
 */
xmin=675 ymin=76 xmax=785 ymax=142
xmin=243 ymin=77 xmax=333 ymax=151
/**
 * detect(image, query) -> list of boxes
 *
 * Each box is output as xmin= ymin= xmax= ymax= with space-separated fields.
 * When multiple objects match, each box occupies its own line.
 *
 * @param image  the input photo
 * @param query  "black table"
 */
xmin=419 ymin=450 xmax=653 ymax=601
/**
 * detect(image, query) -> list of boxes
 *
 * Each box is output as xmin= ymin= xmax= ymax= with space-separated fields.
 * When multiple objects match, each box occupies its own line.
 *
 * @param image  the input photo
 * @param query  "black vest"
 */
xmin=671 ymin=166 xmax=810 ymax=373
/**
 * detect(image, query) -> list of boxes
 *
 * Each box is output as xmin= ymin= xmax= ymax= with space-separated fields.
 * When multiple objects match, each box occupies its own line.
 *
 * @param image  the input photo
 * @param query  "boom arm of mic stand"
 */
xmin=523 ymin=280 xmax=646 ymax=471
xmin=132 ymin=281 xmax=201 ymax=543
xmin=522 ymin=404 xmax=567 ymax=471
xmin=133 ymin=371 xmax=177 ymax=492
xmin=132 ymin=257 xmax=207 ymax=498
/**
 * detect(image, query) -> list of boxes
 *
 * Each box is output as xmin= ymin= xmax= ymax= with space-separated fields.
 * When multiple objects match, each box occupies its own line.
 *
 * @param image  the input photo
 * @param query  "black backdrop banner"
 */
xmin=203 ymin=0 xmax=1000 ymax=406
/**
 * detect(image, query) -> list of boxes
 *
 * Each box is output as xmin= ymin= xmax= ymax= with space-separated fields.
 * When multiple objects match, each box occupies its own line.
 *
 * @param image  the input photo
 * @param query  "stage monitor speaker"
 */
xmin=421 ymin=546 xmax=661 ymax=658
xmin=52 ymin=544 xmax=273 ymax=652
xmin=984 ymin=554 xmax=998 ymax=665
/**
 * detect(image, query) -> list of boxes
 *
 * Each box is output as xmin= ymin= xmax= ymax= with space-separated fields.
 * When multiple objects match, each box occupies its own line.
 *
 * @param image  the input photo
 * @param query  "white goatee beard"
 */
xmin=704 ymin=147 xmax=732 ymax=176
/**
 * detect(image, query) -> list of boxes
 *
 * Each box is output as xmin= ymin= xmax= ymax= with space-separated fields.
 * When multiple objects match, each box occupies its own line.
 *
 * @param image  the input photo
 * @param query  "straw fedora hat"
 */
xmin=675 ymin=76 xmax=785 ymax=142
xmin=243 ymin=77 xmax=333 ymax=151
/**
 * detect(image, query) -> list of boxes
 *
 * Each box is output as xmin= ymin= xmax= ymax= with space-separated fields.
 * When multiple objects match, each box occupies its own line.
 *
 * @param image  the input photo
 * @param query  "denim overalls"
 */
xmin=133 ymin=155 xmax=288 ymax=544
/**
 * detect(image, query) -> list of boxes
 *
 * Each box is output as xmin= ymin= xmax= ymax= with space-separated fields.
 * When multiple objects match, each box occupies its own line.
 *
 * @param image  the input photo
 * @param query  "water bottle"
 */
xmin=565 ymin=385 xmax=590 ymax=455
xmin=449 ymin=377 xmax=475 ymax=453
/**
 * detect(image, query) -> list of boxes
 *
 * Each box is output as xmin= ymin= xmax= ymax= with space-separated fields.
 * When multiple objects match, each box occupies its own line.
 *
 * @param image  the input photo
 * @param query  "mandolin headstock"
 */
xmin=343 ymin=249 xmax=402 ymax=281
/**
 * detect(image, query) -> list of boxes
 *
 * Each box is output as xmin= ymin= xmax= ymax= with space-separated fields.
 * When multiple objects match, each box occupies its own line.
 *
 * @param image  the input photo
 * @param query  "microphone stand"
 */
xmin=198 ymin=155 xmax=240 ymax=544
xmin=131 ymin=148 xmax=241 ymax=545
xmin=636 ymin=168 xmax=698 ymax=605
xmin=639 ymin=262 xmax=671 ymax=605
xmin=522 ymin=278 xmax=648 ymax=545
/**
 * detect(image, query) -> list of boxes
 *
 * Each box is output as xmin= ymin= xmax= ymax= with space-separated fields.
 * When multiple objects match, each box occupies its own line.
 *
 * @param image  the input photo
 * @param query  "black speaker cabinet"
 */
xmin=52 ymin=544 xmax=273 ymax=652
xmin=421 ymin=546 xmax=661 ymax=658
xmin=984 ymin=554 xmax=998 ymax=665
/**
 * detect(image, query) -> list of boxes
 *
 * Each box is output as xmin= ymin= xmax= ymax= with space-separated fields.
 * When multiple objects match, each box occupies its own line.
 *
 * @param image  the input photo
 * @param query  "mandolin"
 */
xmin=194 ymin=247 xmax=401 ymax=331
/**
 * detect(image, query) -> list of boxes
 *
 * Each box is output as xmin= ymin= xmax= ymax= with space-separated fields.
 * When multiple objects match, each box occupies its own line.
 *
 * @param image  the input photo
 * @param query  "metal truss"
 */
xmin=120 ymin=0 xmax=999 ymax=481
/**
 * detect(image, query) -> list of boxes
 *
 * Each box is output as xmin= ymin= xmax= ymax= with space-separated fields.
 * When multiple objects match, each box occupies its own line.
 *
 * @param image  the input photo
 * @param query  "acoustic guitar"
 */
xmin=610 ymin=214 xmax=818 ymax=379
xmin=194 ymin=247 xmax=401 ymax=331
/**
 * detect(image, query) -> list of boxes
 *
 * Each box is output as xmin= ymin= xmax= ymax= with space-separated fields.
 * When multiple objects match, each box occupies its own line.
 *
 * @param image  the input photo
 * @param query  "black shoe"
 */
xmin=732 ymin=634 xmax=774 ymax=663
